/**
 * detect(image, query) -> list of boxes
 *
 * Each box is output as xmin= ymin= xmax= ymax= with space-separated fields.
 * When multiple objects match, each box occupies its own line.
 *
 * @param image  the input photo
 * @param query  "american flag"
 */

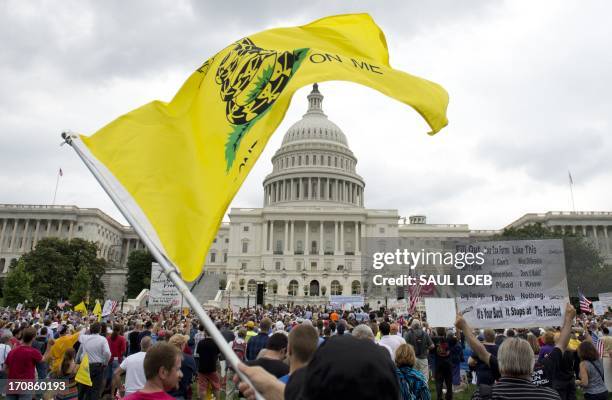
xmin=408 ymin=278 xmax=423 ymax=314
xmin=579 ymin=290 xmax=592 ymax=313
xmin=59 ymin=168 xmax=63 ymax=177
xmin=592 ymin=332 xmax=604 ymax=357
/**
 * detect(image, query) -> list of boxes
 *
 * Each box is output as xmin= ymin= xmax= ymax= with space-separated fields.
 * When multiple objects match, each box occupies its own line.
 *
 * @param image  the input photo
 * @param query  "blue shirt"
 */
xmin=246 ymin=333 xmax=269 ymax=361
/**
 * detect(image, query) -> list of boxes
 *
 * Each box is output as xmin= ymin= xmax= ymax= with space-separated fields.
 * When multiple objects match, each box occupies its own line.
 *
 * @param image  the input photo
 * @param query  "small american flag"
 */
xmin=59 ymin=168 xmax=63 ymax=176
xmin=579 ymin=290 xmax=592 ymax=313
xmin=592 ymin=332 xmax=604 ymax=357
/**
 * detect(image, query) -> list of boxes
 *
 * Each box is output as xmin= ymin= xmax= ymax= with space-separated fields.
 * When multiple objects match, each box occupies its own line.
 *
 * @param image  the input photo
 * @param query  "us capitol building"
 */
xmin=1 ymin=85 xmax=611 ymax=303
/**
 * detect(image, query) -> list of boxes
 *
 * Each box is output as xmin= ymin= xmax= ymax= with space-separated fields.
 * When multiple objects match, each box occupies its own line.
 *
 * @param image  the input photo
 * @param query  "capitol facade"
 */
xmin=1 ymin=85 xmax=611 ymax=303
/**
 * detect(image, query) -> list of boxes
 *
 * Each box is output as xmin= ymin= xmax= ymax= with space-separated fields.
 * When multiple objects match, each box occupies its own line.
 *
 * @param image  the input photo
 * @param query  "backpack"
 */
xmin=408 ymin=330 xmax=428 ymax=358
xmin=232 ymin=340 xmax=246 ymax=361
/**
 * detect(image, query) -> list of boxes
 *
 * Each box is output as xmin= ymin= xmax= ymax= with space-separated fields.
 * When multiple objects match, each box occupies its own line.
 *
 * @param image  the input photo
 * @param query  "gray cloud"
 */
xmin=0 ymin=0 xmax=610 ymax=231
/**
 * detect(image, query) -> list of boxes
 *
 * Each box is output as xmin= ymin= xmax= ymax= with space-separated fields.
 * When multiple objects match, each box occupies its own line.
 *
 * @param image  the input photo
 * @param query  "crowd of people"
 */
xmin=0 ymin=302 xmax=609 ymax=400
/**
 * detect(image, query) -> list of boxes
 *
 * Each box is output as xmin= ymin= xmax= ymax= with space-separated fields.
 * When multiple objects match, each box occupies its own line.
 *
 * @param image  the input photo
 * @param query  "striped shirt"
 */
xmin=472 ymin=377 xmax=561 ymax=400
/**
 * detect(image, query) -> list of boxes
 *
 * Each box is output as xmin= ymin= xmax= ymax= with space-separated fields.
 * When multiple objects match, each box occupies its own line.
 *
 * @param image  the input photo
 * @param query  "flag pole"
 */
xmin=61 ymin=132 xmax=264 ymax=400
xmin=52 ymin=168 xmax=61 ymax=205
xmin=568 ymin=171 xmax=575 ymax=212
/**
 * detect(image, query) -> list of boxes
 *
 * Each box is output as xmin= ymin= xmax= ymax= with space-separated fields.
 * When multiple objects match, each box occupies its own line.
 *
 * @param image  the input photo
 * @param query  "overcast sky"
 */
xmin=1 ymin=0 xmax=610 ymax=230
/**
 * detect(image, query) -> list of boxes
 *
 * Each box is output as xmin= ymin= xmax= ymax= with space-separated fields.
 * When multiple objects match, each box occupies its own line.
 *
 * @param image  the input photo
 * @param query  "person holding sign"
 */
xmin=455 ymin=303 xmax=576 ymax=400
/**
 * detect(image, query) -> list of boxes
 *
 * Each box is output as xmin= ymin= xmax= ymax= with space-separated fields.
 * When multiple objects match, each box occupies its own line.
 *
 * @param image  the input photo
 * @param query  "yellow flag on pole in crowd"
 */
xmin=92 ymin=300 xmax=102 ymax=321
xmin=75 ymin=353 xmax=93 ymax=386
xmin=75 ymin=13 xmax=449 ymax=281
xmin=74 ymin=301 xmax=87 ymax=314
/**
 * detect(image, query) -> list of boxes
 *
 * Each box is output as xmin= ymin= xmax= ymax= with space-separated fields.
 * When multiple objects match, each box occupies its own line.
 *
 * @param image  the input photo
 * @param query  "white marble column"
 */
xmin=355 ymin=221 xmax=359 ymax=254
xmin=604 ymin=226 xmax=610 ymax=254
xmin=33 ymin=220 xmax=40 ymax=247
xmin=0 ymin=219 xmax=7 ymax=250
xmin=305 ymin=221 xmax=309 ymax=255
xmin=593 ymin=226 xmax=600 ymax=250
xmin=290 ymin=220 xmax=295 ymax=252
xmin=334 ymin=221 xmax=339 ymax=253
xmin=262 ymin=220 xmax=268 ymax=253
xmin=284 ymin=220 xmax=289 ymax=253
xmin=9 ymin=219 xmax=18 ymax=250
xmin=335 ymin=179 xmax=339 ymax=201
xmin=68 ymin=221 xmax=74 ymax=240
xmin=340 ymin=221 xmax=344 ymax=253
xmin=582 ymin=226 xmax=587 ymax=235
xmin=319 ymin=221 xmax=324 ymax=255
xmin=572 ymin=225 xmax=576 ymax=234
xmin=58 ymin=220 xmax=63 ymax=237
xmin=21 ymin=219 xmax=29 ymax=250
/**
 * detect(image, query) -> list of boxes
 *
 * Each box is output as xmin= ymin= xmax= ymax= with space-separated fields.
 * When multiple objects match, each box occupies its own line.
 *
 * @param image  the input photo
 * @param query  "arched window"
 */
xmin=288 ymin=280 xmax=299 ymax=296
xmin=247 ymin=279 xmax=257 ymax=294
xmin=331 ymin=280 xmax=342 ymax=295
xmin=309 ymin=280 xmax=320 ymax=296
xmin=352 ymin=280 xmax=361 ymax=295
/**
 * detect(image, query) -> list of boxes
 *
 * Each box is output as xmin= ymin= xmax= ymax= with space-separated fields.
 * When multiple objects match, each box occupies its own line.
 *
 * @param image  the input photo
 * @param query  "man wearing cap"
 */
xmin=246 ymin=318 xmax=271 ymax=361
xmin=245 ymin=321 xmax=257 ymax=343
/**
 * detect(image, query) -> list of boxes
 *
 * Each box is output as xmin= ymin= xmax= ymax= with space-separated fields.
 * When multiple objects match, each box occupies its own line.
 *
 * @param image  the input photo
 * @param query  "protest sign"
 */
xmin=592 ymin=301 xmax=606 ymax=316
xmin=425 ymin=298 xmax=456 ymax=327
xmin=149 ymin=263 xmax=184 ymax=308
xmin=329 ymin=295 xmax=364 ymax=308
xmin=455 ymin=239 xmax=569 ymax=328
xmin=599 ymin=292 xmax=612 ymax=307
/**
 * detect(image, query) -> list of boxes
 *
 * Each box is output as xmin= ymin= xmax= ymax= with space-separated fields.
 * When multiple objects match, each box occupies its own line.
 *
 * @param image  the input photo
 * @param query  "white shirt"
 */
xmin=119 ymin=352 xmax=147 ymax=395
xmin=79 ymin=332 xmax=111 ymax=364
xmin=379 ymin=334 xmax=406 ymax=359
xmin=0 ymin=344 xmax=11 ymax=370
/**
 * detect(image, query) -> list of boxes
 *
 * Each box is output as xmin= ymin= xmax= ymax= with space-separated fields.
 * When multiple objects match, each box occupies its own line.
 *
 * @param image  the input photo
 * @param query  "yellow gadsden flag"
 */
xmin=75 ymin=353 xmax=92 ymax=386
xmin=76 ymin=14 xmax=449 ymax=281
xmin=92 ymin=300 xmax=102 ymax=321
xmin=74 ymin=301 xmax=88 ymax=314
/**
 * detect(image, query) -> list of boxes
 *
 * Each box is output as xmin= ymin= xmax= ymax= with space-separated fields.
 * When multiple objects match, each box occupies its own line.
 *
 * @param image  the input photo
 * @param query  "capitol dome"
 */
xmin=281 ymin=83 xmax=349 ymax=147
xmin=263 ymin=84 xmax=365 ymax=207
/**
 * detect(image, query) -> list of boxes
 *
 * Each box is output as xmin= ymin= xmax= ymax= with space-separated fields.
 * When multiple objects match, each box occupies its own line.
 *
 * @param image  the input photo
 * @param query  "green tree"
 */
xmin=70 ymin=266 xmax=91 ymax=305
xmin=126 ymin=250 xmax=154 ymax=298
xmin=3 ymin=259 xmax=33 ymax=307
xmin=499 ymin=223 xmax=606 ymax=296
xmin=20 ymin=238 xmax=107 ymax=306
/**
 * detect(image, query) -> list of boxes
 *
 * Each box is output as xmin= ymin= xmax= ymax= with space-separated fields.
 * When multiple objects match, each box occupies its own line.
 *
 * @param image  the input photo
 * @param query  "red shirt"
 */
xmin=124 ymin=391 xmax=175 ymax=400
xmin=5 ymin=345 xmax=42 ymax=379
xmin=107 ymin=335 xmax=127 ymax=362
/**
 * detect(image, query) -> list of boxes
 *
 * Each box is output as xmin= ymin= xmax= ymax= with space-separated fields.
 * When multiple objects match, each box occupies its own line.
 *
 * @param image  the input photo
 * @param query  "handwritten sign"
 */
xmin=149 ymin=263 xmax=183 ymax=308
xmin=455 ymin=239 xmax=569 ymax=328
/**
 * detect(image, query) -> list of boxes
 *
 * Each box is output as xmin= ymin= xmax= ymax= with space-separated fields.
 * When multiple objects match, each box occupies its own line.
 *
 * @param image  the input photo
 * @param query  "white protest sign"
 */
xmin=599 ymin=292 xmax=612 ymax=307
xmin=329 ymin=295 xmax=364 ymax=308
xmin=425 ymin=298 xmax=457 ymax=327
xmin=455 ymin=239 xmax=569 ymax=328
xmin=592 ymin=301 xmax=606 ymax=316
xmin=149 ymin=263 xmax=184 ymax=308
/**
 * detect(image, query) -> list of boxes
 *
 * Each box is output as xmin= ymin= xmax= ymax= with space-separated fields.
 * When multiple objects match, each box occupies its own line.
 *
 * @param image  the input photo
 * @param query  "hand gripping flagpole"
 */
xmin=61 ymin=132 xmax=264 ymax=400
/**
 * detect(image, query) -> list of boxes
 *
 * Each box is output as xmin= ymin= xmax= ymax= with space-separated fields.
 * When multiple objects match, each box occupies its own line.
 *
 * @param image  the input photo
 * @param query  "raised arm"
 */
xmin=555 ymin=303 xmax=576 ymax=353
xmin=455 ymin=314 xmax=490 ymax=366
